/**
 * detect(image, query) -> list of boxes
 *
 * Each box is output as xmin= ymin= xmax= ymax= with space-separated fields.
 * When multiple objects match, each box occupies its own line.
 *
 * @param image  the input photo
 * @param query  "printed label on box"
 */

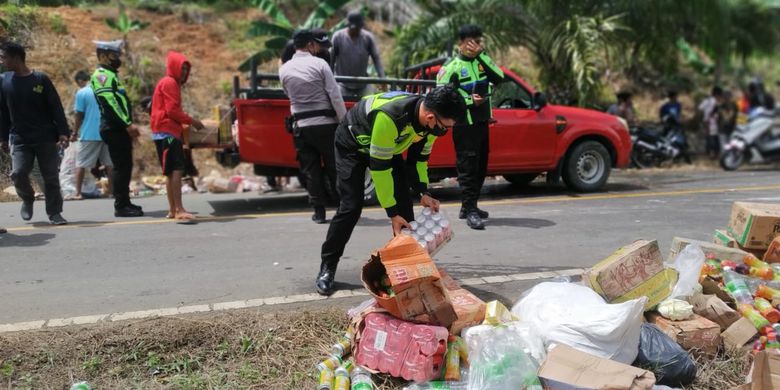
xmin=374 ymin=330 xmax=387 ymax=351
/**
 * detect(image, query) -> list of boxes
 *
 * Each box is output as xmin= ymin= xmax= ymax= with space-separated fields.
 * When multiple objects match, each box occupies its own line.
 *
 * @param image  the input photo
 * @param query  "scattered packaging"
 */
xmin=361 ymin=235 xmax=456 ymax=327
xmin=714 ymin=229 xmax=739 ymax=248
xmin=635 ymin=323 xmax=697 ymax=387
xmin=437 ymin=270 xmax=485 ymax=335
xmin=482 ymin=300 xmax=517 ymax=326
xmin=401 ymin=208 xmax=453 ymax=256
xmin=764 ymin=236 xmax=780 ymax=263
xmin=658 ymin=299 xmax=694 ymax=321
xmin=735 ymin=350 xmax=780 ymax=390
xmin=727 ymin=202 xmax=780 ymax=250
xmin=673 ymin=236 xmax=750 ymax=263
xmin=689 ymin=293 xmax=741 ymax=331
xmin=647 ymin=312 xmax=722 ymax=357
xmin=537 ymin=344 xmax=655 ymax=390
xmin=583 ymin=239 xmax=677 ymax=310
xmin=722 ymin=317 xmax=760 ymax=350
xmin=467 ymin=324 xmax=543 ymax=390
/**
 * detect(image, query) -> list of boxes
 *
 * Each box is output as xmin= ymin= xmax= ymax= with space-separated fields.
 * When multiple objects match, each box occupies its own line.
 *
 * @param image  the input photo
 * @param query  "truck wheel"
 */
xmin=503 ymin=173 xmax=539 ymax=186
xmin=720 ymin=149 xmax=744 ymax=171
xmin=364 ymin=169 xmax=378 ymax=205
xmin=562 ymin=141 xmax=611 ymax=192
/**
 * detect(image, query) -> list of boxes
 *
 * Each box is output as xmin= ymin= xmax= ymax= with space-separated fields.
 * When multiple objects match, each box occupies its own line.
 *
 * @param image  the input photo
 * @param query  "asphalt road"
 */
xmin=1 ymin=167 xmax=779 ymax=324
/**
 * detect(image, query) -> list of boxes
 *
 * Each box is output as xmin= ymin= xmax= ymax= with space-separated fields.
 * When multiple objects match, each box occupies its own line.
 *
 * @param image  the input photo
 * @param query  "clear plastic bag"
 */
xmin=512 ymin=282 xmax=646 ymax=364
xmin=666 ymin=244 xmax=705 ymax=300
xmin=466 ymin=325 xmax=543 ymax=390
xmin=657 ymin=299 xmax=694 ymax=321
xmin=634 ymin=323 xmax=697 ymax=387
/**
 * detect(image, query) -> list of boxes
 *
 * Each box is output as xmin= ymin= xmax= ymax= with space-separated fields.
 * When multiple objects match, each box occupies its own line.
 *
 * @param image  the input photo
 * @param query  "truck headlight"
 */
xmin=616 ymin=117 xmax=630 ymax=133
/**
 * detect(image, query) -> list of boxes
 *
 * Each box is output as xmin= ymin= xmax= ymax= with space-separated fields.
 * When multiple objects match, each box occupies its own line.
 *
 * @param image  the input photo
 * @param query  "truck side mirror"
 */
xmin=533 ymin=92 xmax=547 ymax=111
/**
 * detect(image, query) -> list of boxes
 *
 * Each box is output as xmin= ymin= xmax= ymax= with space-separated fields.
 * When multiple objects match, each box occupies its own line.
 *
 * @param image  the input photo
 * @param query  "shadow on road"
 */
xmin=0 ymin=232 xmax=55 ymax=247
xmin=486 ymin=217 xmax=555 ymax=229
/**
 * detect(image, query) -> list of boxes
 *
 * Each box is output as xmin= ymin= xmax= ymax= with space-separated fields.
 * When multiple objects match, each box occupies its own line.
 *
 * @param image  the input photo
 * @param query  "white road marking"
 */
xmin=0 ymin=268 xmax=585 ymax=333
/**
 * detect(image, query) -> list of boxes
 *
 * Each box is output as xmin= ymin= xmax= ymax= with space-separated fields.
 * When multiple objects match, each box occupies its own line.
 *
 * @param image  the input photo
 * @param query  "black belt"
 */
xmin=291 ymin=109 xmax=337 ymax=122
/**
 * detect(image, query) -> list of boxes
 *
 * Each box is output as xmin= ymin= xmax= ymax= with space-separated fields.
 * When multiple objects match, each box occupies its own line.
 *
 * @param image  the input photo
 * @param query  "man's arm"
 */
xmin=0 ymin=81 xmax=10 ymax=144
xmin=475 ymin=52 xmax=504 ymax=84
xmin=92 ymin=75 xmax=132 ymax=129
xmin=367 ymin=34 xmax=385 ymax=78
xmin=412 ymin=135 xmax=436 ymax=194
xmin=368 ymin=112 xmax=400 ymax=217
xmin=43 ymin=75 xmax=71 ymax=138
xmin=322 ymin=63 xmax=347 ymax=121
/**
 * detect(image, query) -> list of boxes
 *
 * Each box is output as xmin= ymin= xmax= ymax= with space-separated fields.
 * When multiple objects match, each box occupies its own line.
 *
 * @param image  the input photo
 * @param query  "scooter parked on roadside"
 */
xmin=630 ymin=116 xmax=691 ymax=168
xmin=721 ymin=107 xmax=780 ymax=170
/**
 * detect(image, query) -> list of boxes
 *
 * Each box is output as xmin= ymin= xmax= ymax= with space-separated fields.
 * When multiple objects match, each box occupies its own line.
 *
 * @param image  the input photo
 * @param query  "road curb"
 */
xmin=0 ymin=268 xmax=585 ymax=333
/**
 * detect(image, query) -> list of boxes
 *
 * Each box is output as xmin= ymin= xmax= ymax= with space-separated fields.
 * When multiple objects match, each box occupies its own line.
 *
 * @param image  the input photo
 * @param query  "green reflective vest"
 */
xmin=436 ymin=52 xmax=504 ymax=125
xmin=91 ymin=66 xmax=132 ymax=130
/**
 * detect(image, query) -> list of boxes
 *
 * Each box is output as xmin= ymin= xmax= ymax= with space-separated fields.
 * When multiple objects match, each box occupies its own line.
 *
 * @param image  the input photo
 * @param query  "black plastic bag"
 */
xmin=633 ymin=323 xmax=697 ymax=386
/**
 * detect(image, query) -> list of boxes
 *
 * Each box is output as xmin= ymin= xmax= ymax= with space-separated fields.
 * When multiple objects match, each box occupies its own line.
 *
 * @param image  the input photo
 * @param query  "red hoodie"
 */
xmin=150 ymin=51 xmax=192 ymax=139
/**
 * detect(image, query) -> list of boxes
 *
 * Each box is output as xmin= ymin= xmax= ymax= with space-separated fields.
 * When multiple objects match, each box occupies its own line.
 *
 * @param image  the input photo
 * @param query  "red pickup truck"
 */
xmin=216 ymin=65 xmax=631 ymax=195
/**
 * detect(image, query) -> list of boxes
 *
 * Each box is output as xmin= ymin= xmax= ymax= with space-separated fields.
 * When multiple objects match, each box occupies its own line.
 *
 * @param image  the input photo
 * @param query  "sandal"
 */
xmin=174 ymin=212 xmax=196 ymax=224
xmin=166 ymin=212 xmax=175 ymax=219
xmin=65 ymin=194 xmax=83 ymax=201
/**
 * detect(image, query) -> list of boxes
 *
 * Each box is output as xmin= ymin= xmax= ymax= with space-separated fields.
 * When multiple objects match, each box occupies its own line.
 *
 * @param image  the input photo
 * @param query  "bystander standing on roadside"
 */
xmin=280 ymin=29 xmax=345 ymax=224
xmin=331 ymin=11 xmax=385 ymax=98
xmin=150 ymin=51 xmax=205 ymax=223
xmin=0 ymin=42 xmax=69 ymax=225
xmin=607 ymin=91 xmax=637 ymax=127
xmin=70 ymin=70 xmax=113 ymax=200
xmin=659 ymin=90 xmax=682 ymax=124
xmin=717 ymin=89 xmax=738 ymax=150
xmin=698 ymin=86 xmax=722 ymax=159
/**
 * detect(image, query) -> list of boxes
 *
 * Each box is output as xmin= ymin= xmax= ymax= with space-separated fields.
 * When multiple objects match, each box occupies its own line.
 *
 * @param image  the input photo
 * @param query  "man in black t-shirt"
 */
xmin=0 ymin=42 xmax=70 ymax=225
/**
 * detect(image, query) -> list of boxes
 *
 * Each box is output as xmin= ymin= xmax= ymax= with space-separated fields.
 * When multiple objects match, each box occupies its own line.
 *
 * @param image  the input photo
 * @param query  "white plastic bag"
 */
xmin=666 ymin=244 xmax=705 ymax=300
xmin=511 ymin=282 xmax=646 ymax=364
xmin=466 ymin=325 xmax=543 ymax=390
xmin=59 ymin=142 xmax=98 ymax=198
xmin=657 ymin=299 xmax=694 ymax=321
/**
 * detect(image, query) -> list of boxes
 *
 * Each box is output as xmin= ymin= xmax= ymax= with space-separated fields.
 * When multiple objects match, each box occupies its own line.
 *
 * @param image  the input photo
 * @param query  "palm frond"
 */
xmin=238 ymin=49 xmax=281 ymax=72
xmin=247 ymin=20 xmax=293 ymax=39
xmin=302 ymin=0 xmax=352 ymax=29
xmin=253 ymin=0 xmax=292 ymax=28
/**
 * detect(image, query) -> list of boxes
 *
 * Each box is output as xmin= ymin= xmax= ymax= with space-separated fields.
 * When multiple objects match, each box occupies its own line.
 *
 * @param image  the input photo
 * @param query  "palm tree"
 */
xmin=238 ymin=0 xmax=352 ymax=71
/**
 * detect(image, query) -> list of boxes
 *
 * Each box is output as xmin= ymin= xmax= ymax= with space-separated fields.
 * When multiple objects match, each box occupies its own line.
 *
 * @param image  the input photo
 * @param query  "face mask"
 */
xmin=110 ymin=58 xmax=122 ymax=69
xmin=428 ymin=124 xmax=448 ymax=137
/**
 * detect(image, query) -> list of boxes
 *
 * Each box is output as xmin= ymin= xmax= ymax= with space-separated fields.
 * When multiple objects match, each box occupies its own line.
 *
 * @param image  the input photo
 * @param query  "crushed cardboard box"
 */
xmin=728 ymin=202 xmax=780 ymax=250
xmin=733 ymin=350 xmax=780 ymax=390
xmin=722 ymin=317 xmax=760 ymax=350
xmin=764 ymin=236 xmax=780 ymax=263
xmin=538 ymin=344 xmax=655 ymax=390
xmin=715 ymin=229 xmax=739 ymax=248
xmin=438 ymin=269 xmax=486 ymax=335
xmin=583 ymin=239 xmax=677 ymax=310
xmin=361 ymin=235 xmax=456 ymax=327
xmin=689 ymin=293 xmax=741 ymax=331
xmin=670 ymin=236 xmax=750 ymax=263
xmin=647 ymin=312 xmax=721 ymax=357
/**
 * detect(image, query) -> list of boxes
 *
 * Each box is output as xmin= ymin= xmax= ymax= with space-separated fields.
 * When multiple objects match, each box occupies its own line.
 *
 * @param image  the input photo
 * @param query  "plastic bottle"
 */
xmin=403 ymin=382 xmax=467 ymax=390
xmin=751 ymin=267 xmax=775 ymax=281
xmin=757 ymin=284 xmax=780 ymax=300
xmin=755 ymin=297 xmax=780 ymax=322
xmin=318 ymin=367 xmax=335 ymax=390
xmin=723 ymin=269 xmax=755 ymax=304
xmin=334 ymin=365 xmax=351 ymax=390
xmin=739 ymin=304 xmax=771 ymax=331
xmin=70 ymin=383 xmax=91 ymax=390
xmin=443 ymin=335 xmax=461 ymax=381
xmin=745 ymin=255 xmax=769 ymax=268
xmin=350 ymin=366 xmax=373 ymax=390
xmin=318 ymin=355 xmax=343 ymax=372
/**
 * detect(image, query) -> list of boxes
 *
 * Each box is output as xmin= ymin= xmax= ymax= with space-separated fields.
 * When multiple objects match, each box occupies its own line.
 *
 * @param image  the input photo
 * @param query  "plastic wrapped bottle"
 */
xmin=757 ymin=284 xmax=780 ymax=300
xmin=750 ymin=267 xmax=775 ymax=281
xmin=403 ymin=382 xmax=467 ymax=390
xmin=723 ymin=269 xmax=755 ymax=304
xmin=755 ymin=297 xmax=780 ymax=322
xmin=739 ymin=304 xmax=771 ymax=331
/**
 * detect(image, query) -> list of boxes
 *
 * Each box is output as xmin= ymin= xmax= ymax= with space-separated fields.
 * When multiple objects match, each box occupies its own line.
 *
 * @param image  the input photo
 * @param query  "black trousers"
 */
xmin=100 ymin=129 xmax=133 ymax=209
xmin=10 ymin=141 xmax=63 ymax=216
xmin=452 ymin=121 xmax=489 ymax=211
xmin=294 ymin=124 xmax=338 ymax=207
xmin=320 ymin=140 xmax=414 ymax=270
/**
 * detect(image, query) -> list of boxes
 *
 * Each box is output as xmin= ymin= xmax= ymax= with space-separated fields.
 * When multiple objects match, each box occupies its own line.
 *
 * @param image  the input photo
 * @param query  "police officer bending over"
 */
xmin=280 ymin=29 xmax=346 ymax=223
xmin=437 ymin=24 xmax=504 ymax=230
xmin=316 ymin=86 xmax=466 ymax=295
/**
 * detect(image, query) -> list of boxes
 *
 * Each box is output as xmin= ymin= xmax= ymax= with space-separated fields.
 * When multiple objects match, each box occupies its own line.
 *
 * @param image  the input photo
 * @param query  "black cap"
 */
xmin=312 ymin=28 xmax=331 ymax=48
xmin=347 ymin=11 xmax=364 ymax=29
xmin=292 ymin=29 xmax=315 ymax=48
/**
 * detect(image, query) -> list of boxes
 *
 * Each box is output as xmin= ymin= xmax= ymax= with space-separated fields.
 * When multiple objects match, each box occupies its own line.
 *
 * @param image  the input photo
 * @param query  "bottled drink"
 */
xmin=739 ymin=304 xmax=771 ymax=331
xmin=334 ymin=366 xmax=351 ymax=390
xmin=318 ymin=367 xmax=335 ymax=390
xmin=723 ymin=269 xmax=755 ymax=304
xmin=745 ymin=255 xmax=769 ymax=268
xmin=318 ymin=355 xmax=343 ymax=372
xmin=757 ymin=284 xmax=780 ymax=300
xmin=403 ymin=382 xmax=467 ymax=390
xmin=70 ymin=383 xmax=91 ymax=390
xmin=755 ymin=297 xmax=780 ymax=322
xmin=331 ymin=334 xmax=353 ymax=358
xmin=443 ymin=335 xmax=461 ymax=381
xmin=750 ymin=267 xmax=775 ymax=281
xmin=351 ymin=366 xmax=373 ymax=390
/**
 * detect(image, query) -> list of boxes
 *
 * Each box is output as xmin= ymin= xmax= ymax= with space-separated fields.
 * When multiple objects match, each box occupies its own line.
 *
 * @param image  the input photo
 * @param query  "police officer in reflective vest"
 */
xmin=437 ymin=24 xmax=504 ymax=230
xmin=91 ymin=40 xmax=144 ymax=217
xmin=317 ymin=87 xmax=465 ymax=295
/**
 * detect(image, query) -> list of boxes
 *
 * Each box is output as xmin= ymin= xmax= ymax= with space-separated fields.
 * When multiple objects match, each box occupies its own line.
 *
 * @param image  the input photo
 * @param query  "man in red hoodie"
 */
xmin=150 ymin=51 xmax=204 ymax=223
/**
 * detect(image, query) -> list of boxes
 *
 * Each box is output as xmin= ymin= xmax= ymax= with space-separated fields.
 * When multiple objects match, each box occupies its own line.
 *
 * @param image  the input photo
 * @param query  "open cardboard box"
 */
xmin=538 ymin=344 xmax=655 ymax=390
xmin=728 ymin=202 xmax=780 ymax=250
xmin=361 ymin=234 xmax=456 ymax=327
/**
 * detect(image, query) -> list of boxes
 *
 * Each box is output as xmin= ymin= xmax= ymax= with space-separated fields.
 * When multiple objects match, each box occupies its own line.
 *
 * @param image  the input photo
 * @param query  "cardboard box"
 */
xmin=701 ymin=276 xmax=735 ymax=305
xmin=538 ymin=344 xmax=655 ymax=390
xmin=765 ymin=236 xmax=780 ymax=263
xmin=583 ymin=240 xmax=677 ymax=310
xmin=736 ymin=350 xmax=780 ymax=390
xmin=438 ymin=269 xmax=485 ymax=335
xmin=647 ymin=312 xmax=722 ymax=357
xmin=722 ymin=316 xmax=760 ymax=350
xmin=361 ymin=235 xmax=456 ymax=327
xmin=671 ymin=236 xmax=750 ymax=263
xmin=728 ymin=202 xmax=780 ymax=250
xmin=689 ymin=293 xmax=741 ymax=330
xmin=188 ymin=120 xmax=220 ymax=146
xmin=714 ymin=229 xmax=739 ymax=248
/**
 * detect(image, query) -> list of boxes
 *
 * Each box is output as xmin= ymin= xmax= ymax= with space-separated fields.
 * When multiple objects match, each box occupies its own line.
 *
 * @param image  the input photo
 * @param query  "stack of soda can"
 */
xmin=317 ymin=328 xmax=374 ymax=390
xmin=401 ymin=207 xmax=453 ymax=254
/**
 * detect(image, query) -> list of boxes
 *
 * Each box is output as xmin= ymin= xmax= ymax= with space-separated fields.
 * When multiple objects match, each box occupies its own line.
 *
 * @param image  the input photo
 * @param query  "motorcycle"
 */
xmin=721 ymin=107 xmax=780 ymax=170
xmin=630 ymin=116 xmax=691 ymax=168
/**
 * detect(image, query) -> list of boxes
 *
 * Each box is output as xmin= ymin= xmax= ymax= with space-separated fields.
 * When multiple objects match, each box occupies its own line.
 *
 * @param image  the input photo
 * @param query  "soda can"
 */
xmin=416 ymin=227 xmax=428 ymax=236
xmin=432 ymin=226 xmax=443 ymax=244
xmin=431 ymin=213 xmax=442 ymax=222
xmin=317 ymin=355 xmax=342 ymax=372
xmin=318 ymin=367 xmax=335 ymax=390
xmin=438 ymin=219 xmax=450 ymax=229
xmin=399 ymin=228 xmax=412 ymax=236
xmin=415 ymin=214 xmax=427 ymax=224
xmin=334 ymin=366 xmax=351 ymax=390
xmin=424 ymin=220 xmax=436 ymax=230
xmin=409 ymin=221 xmax=420 ymax=231
xmin=422 ymin=207 xmax=432 ymax=217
